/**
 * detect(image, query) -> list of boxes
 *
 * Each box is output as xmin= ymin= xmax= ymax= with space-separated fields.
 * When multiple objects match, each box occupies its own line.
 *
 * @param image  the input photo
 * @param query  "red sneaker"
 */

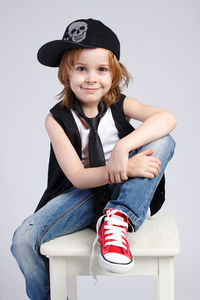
xmin=97 ymin=209 xmax=134 ymax=273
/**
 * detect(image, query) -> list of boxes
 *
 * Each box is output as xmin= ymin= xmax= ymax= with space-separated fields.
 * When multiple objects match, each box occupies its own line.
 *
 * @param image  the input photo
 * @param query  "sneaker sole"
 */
xmin=99 ymin=252 xmax=134 ymax=274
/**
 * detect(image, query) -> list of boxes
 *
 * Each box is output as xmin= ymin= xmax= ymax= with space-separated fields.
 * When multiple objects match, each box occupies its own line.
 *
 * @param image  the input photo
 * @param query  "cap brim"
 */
xmin=37 ymin=40 xmax=94 ymax=67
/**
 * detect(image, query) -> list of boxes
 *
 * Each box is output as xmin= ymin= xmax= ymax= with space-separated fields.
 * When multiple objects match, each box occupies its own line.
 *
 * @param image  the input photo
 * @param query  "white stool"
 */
xmin=40 ymin=213 xmax=181 ymax=300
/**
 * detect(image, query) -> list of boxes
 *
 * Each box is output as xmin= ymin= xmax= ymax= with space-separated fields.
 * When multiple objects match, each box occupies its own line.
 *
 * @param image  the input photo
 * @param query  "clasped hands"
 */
xmin=105 ymin=143 xmax=161 ymax=184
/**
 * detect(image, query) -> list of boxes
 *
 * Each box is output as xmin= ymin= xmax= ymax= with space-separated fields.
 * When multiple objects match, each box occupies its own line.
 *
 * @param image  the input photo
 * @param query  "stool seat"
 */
xmin=41 ymin=213 xmax=180 ymax=257
xmin=40 ymin=213 xmax=181 ymax=300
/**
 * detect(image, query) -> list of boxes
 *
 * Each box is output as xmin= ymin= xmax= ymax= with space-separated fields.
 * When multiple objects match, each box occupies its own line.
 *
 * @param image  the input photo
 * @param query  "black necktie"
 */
xmin=73 ymin=97 xmax=110 ymax=224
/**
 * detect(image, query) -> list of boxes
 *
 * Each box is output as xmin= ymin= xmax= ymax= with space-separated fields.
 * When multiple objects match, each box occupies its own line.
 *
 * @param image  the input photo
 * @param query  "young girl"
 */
xmin=11 ymin=18 xmax=176 ymax=300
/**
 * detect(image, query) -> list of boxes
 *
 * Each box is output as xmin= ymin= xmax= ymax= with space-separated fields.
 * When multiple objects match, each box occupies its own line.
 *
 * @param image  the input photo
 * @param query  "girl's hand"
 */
xmin=105 ymin=142 xmax=129 ymax=184
xmin=127 ymin=149 xmax=161 ymax=178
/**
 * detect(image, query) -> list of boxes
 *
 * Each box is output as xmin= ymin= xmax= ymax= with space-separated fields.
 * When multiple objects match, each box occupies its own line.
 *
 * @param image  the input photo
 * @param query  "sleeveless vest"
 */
xmin=35 ymin=94 xmax=165 ymax=216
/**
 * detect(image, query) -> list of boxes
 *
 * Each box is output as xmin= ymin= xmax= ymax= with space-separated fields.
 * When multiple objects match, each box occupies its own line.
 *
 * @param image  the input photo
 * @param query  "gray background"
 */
xmin=1 ymin=0 xmax=199 ymax=299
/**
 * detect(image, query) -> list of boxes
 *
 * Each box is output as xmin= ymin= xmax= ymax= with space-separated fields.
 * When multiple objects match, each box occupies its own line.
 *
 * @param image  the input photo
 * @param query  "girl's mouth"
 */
xmin=81 ymin=87 xmax=100 ymax=91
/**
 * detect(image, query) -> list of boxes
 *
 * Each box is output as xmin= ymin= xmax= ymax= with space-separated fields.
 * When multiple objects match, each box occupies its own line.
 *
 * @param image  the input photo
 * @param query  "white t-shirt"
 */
xmin=71 ymin=108 xmax=120 ymax=167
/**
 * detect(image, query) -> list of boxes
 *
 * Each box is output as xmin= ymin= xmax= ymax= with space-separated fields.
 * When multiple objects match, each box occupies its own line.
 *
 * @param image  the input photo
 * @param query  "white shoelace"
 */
xmin=103 ymin=216 xmax=128 ymax=248
xmin=90 ymin=209 xmax=129 ymax=280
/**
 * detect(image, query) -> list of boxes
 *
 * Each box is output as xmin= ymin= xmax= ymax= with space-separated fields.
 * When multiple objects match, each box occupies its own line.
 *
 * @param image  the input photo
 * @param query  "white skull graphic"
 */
xmin=68 ymin=21 xmax=88 ymax=42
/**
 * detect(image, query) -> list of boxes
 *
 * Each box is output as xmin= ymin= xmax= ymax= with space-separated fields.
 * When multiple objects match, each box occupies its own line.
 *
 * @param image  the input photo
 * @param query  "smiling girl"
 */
xmin=11 ymin=18 xmax=176 ymax=300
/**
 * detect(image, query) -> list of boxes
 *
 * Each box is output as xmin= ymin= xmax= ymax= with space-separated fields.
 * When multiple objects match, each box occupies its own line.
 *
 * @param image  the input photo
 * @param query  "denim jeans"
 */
xmin=11 ymin=134 xmax=175 ymax=300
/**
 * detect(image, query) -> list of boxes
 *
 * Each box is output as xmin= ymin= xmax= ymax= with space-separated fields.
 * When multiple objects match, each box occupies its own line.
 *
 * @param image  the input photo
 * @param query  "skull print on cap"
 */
xmin=67 ymin=21 xmax=88 ymax=42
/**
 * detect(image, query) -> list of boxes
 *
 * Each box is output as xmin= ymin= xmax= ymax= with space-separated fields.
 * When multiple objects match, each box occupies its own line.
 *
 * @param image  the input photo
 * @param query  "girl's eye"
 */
xmin=76 ymin=66 xmax=86 ymax=71
xmin=99 ymin=67 xmax=107 ymax=72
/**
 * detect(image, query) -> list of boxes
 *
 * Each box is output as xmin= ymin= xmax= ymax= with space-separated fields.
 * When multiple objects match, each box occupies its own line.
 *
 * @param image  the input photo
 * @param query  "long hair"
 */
xmin=57 ymin=49 xmax=131 ymax=108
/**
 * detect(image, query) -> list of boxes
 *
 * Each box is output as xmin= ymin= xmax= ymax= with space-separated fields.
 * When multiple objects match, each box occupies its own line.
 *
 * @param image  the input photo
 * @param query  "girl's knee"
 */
xmin=152 ymin=134 xmax=175 ymax=151
xmin=160 ymin=134 xmax=176 ymax=157
xmin=11 ymin=222 xmax=37 ymax=259
xmin=11 ymin=226 xmax=41 ymax=276
xmin=142 ymin=134 xmax=176 ymax=160
xmin=158 ymin=134 xmax=175 ymax=151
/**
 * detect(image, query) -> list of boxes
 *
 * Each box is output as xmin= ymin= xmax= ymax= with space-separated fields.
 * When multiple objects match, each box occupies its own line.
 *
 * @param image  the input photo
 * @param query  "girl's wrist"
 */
xmin=115 ymin=138 xmax=131 ymax=154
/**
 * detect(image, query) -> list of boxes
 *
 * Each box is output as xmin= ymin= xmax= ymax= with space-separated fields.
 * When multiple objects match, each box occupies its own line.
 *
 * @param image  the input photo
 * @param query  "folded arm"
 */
xmin=120 ymin=96 xmax=177 ymax=151
xmin=106 ymin=96 xmax=177 ymax=183
xmin=45 ymin=113 xmax=108 ymax=189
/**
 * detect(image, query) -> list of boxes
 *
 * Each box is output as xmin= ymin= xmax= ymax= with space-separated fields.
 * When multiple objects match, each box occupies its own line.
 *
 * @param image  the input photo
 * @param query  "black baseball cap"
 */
xmin=37 ymin=18 xmax=120 ymax=67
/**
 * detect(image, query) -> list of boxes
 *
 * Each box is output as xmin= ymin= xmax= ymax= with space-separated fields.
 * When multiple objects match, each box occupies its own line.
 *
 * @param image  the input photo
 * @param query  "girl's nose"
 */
xmin=85 ymin=71 xmax=97 ymax=83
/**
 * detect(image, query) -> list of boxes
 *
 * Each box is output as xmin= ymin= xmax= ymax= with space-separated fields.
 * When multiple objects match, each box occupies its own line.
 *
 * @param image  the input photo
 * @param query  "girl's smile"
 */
xmin=69 ymin=48 xmax=113 ymax=110
xmin=81 ymin=87 xmax=101 ymax=91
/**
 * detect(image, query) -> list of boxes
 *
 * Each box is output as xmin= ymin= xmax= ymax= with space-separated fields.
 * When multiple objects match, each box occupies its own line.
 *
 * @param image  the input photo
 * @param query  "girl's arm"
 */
xmin=106 ymin=96 xmax=177 ymax=183
xmin=45 ymin=113 xmax=108 ymax=189
xmin=121 ymin=96 xmax=177 ymax=150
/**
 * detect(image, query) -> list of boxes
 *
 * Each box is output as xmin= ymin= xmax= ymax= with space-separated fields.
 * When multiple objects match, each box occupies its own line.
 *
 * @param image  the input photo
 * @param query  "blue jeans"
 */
xmin=11 ymin=134 xmax=175 ymax=300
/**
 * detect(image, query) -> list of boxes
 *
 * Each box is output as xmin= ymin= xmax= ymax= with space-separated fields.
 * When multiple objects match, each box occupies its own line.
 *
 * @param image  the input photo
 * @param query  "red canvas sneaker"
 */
xmin=97 ymin=209 xmax=134 ymax=273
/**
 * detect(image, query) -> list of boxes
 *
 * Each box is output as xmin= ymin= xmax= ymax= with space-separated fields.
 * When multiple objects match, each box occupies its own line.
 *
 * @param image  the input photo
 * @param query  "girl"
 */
xmin=11 ymin=18 xmax=176 ymax=300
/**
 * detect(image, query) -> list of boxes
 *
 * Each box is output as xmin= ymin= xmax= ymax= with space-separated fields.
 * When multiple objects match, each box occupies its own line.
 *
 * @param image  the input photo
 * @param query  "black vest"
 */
xmin=35 ymin=94 xmax=165 ymax=215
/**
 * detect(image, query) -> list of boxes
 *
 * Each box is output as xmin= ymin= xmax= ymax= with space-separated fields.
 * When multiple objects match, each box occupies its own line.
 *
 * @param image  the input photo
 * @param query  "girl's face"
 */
xmin=69 ymin=48 xmax=113 ymax=109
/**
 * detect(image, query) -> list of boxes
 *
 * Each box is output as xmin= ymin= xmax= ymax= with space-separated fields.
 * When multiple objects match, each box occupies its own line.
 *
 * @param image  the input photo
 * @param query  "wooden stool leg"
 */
xmin=157 ymin=257 xmax=174 ymax=300
xmin=49 ymin=257 xmax=67 ymax=300
xmin=66 ymin=276 xmax=77 ymax=300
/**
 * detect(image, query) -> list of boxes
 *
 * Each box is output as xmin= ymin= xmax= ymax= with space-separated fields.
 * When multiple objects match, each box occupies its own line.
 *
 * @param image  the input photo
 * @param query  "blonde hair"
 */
xmin=57 ymin=49 xmax=131 ymax=109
